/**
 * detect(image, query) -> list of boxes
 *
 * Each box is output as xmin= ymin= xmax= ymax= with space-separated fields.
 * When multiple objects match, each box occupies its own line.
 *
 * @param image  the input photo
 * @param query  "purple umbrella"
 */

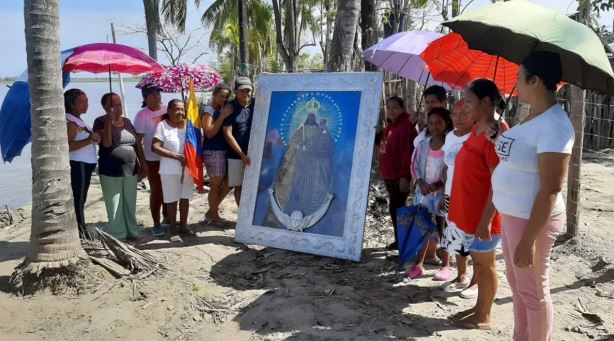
xmin=363 ymin=31 xmax=455 ymax=90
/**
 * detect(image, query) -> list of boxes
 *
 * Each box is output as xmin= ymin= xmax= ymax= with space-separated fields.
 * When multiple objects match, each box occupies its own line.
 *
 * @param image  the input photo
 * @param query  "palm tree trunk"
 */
xmin=11 ymin=0 xmax=86 ymax=291
xmin=361 ymin=0 xmax=377 ymax=71
xmin=326 ymin=0 xmax=361 ymax=72
xmin=143 ymin=0 xmax=160 ymax=60
xmin=238 ymin=0 xmax=249 ymax=76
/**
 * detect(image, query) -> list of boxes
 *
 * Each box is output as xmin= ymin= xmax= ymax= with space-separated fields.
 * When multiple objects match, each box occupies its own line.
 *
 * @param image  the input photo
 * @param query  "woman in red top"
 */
xmin=447 ymin=79 xmax=508 ymax=330
xmin=378 ymin=96 xmax=418 ymax=249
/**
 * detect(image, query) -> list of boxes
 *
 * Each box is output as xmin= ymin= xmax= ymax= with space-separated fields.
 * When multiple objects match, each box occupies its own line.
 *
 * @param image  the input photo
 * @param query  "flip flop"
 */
xmin=405 ymin=265 xmax=424 ymax=279
xmin=433 ymin=266 xmax=453 ymax=281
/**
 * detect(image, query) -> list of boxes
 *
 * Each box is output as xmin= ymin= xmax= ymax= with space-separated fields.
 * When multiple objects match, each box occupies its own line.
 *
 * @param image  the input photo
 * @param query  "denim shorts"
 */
xmin=469 ymin=234 xmax=501 ymax=253
xmin=443 ymin=219 xmax=501 ymax=255
xmin=414 ymin=190 xmax=445 ymax=217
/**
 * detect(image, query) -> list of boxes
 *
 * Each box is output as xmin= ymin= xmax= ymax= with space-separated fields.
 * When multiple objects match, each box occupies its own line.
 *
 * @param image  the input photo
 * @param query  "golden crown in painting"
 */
xmin=306 ymin=98 xmax=320 ymax=114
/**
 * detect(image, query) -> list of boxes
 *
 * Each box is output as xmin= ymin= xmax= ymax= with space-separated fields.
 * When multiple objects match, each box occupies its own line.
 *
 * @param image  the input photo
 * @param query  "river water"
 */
xmin=0 ymin=81 xmax=188 ymax=209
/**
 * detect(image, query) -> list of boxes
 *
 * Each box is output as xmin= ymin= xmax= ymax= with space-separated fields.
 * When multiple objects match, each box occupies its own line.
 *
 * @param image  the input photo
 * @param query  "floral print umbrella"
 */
xmin=136 ymin=64 xmax=222 ymax=93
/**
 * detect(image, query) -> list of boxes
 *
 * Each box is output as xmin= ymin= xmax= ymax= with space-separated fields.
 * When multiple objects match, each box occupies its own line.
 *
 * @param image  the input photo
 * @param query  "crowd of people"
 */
xmin=378 ymin=51 xmax=574 ymax=338
xmin=64 ymin=77 xmax=255 ymax=243
xmin=64 ymin=50 xmax=573 ymax=340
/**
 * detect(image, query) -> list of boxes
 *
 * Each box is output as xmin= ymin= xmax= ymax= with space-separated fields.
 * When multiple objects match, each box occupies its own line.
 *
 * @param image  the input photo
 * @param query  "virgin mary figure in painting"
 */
xmin=269 ymin=98 xmax=335 ymax=231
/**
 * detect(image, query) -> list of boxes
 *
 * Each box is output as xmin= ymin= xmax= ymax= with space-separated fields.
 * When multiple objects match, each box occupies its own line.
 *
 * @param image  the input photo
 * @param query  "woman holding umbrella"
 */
xmin=93 ymin=93 xmax=147 ymax=241
xmin=491 ymin=52 xmax=573 ymax=341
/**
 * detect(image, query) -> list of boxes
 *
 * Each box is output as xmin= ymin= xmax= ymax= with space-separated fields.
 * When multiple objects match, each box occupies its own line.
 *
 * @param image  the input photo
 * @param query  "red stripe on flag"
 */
xmin=184 ymin=143 xmax=203 ymax=191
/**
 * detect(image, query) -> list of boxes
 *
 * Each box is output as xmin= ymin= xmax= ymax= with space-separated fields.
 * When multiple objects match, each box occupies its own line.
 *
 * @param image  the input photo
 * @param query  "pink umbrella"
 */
xmin=136 ymin=64 xmax=222 ymax=94
xmin=63 ymin=43 xmax=163 ymax=91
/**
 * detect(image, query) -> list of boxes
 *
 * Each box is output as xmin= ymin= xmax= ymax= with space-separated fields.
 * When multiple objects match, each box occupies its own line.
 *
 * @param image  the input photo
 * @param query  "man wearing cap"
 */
xmin=223 ymin=77 xmax=255 ymax=206
xmin=134 ymin=84 xmax=168 ymax=236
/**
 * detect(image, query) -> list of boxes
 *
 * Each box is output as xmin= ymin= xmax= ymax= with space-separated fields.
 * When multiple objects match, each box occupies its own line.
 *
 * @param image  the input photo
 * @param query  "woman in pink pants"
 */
xmin=491 ymin=51 xmax=574 ymax=340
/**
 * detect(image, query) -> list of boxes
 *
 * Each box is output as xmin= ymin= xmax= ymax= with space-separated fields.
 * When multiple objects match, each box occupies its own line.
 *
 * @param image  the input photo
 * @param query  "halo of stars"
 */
xmin=279 ymin=92 xmax=344 ymax=145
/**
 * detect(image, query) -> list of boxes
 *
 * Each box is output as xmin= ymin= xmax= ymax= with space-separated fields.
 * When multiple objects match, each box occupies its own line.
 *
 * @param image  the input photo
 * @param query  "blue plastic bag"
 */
xmin=396 ymin=204 xmax=438 ymax=265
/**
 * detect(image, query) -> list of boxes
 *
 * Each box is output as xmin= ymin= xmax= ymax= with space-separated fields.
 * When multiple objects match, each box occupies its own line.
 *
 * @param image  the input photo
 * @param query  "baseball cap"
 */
xmin=235 ymin=77 xmax=253 ymax=91
xmin=141 ymin=84 xmax=162 ymax=98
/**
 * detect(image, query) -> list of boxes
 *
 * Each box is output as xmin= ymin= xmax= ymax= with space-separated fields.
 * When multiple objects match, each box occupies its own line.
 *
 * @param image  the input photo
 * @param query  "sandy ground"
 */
xmin=0 ymin=151 xmax=612 ymax=341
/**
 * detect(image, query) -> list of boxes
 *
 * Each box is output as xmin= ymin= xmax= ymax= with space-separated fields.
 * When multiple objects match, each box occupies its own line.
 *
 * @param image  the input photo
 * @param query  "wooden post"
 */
xmin=565 ymin=86 xmax=585 ymax=238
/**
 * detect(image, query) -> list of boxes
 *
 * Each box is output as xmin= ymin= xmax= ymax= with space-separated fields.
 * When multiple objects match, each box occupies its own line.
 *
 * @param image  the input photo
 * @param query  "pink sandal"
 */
xmin=433 ymin=266 xmax=453 ymax=281
xmin=405 ymin=265 xmax=424 ymax=279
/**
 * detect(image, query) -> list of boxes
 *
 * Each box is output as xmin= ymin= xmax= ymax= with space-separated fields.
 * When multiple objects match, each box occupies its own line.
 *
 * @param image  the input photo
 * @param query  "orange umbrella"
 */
xmin=421 ymin=33 xmax=518 ymax=95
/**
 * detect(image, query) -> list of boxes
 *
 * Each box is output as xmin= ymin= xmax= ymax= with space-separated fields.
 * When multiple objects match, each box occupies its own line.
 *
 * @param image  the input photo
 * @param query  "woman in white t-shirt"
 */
xmin=152 ymin=99 xmax=195 ymax=243
xmin=64 ymin=89 xmax=100 ymax=240
xmin=134 ymin=84 xmax=168 ymax=237
xmin=491 ymin=52 xmax=574 ymax=341
xmin=439 ymin=99 xmax=473 ymax=294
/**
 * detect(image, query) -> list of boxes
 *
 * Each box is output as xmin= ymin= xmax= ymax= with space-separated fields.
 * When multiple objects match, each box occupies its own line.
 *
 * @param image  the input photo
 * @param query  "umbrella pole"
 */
xmin=416 ymin=72 xmax=431 ymax=113
xmin=490 ymin=85 xmax=516 ymax=140
xmin=108 ymin=65 xmax=112 ymax=93
xmin=493 ymin=56 xmax=500 ymax=81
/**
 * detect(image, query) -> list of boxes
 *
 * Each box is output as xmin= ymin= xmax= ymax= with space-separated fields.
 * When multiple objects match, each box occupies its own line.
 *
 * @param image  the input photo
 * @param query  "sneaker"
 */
xmin=169 ymin=234 xmax=183 ymax=243
xmin=405 ymin=265 xmax=424 ymax=279
xmin=152 ymin=223 xmax=167 ymax=237
xmin=459 ymin=284 xmax=478 ymax=299
xmin=433 ymin=266 xmax=453 ymax=281
xmin=441 ymin=279 xmax=470 ymax=293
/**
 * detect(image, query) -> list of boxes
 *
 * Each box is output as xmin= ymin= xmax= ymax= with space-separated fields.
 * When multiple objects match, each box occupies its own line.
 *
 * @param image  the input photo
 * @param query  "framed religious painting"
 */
xmin=234 ymin=72 xmax=384 ymax=261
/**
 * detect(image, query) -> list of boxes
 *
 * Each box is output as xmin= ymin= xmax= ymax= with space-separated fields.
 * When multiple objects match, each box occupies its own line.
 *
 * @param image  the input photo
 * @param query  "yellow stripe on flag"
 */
xmin=186 ymin=78 xmax=200 ymax=129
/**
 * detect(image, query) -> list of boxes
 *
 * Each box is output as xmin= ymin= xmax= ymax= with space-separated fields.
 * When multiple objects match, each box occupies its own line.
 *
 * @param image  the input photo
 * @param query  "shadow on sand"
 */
xmin=205 ymin=246 xmax=461 ymax=339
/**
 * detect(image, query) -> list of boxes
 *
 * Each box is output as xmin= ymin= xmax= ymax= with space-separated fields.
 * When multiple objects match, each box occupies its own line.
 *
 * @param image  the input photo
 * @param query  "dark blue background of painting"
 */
xmin=252 ymin=91 xmax=361 ymax=237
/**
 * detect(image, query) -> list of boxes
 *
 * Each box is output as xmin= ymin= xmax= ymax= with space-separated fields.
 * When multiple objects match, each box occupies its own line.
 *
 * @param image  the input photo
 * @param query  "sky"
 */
xmin=0 ymin=0 xmax=611 ymax=77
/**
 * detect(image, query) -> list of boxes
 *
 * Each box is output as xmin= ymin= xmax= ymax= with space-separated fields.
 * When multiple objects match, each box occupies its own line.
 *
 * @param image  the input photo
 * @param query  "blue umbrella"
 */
xmin=396 ymin=203 xmax=438 ymax=266
xmin=0 ymin=48 xmax=74 ymax=162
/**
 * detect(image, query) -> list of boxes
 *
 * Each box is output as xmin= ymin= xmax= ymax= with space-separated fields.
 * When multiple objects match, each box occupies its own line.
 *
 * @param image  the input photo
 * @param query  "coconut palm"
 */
xmin=327 ymin=0 xmax=361 ymax=71
xmin=143 ymin=0 xmax=161 ymax=60
xmin=162 ymin=0 xmax=274 ymax=75
xmin=11 ymin=0 xmax=86 ymax=292
xmin=208 ymin=2 xmax=275 ymax=76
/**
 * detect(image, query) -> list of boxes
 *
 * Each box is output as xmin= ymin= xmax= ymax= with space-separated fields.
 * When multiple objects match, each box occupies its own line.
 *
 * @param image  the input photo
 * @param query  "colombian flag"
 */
xmin=184 ymin=79 xmax=204 ymax=190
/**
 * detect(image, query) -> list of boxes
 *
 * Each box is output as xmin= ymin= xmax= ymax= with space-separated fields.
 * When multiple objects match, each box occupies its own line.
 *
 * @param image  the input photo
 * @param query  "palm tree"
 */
xmin=162 ymin=0 xmax=274 ymax=76
xmin=327 ymin=0 xmax=361 ymax=71
xmin=11 ymin=0 xmax=86 ymax=293
xmin=143 ymin=0 xmax=161 ymax=60
xmin=271 ymin=0 xmax=319 ymax=72
xmin=208 ymin=2 xmax=274 ymax=76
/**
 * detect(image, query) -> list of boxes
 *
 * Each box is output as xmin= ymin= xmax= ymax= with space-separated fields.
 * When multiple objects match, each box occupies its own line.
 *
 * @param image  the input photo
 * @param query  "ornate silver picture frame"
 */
xmin=234 ymin=72 xmax=384 ymax=261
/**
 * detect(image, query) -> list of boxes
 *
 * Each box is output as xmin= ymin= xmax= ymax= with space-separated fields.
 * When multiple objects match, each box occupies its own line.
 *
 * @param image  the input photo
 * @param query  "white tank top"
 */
xmin=66 ymin=113 xmax=97 ymax=164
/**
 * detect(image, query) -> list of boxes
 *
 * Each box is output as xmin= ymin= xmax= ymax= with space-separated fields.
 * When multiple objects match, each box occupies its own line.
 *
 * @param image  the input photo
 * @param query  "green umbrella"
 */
xmin=443 ymin=0 xmax=614 ymax=95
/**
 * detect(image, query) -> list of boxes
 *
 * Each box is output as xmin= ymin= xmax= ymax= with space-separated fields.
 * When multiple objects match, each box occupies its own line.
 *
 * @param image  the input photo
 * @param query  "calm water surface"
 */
xmin=0 ymin=81 xmax=190 ymax=209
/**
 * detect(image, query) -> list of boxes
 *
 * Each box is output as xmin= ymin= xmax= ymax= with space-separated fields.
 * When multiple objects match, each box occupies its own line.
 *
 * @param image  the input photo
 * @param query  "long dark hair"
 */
xmin=64 ymin=88 xmax=85 ymax=114
xmin=162 ymin=98 xmax=184 ymax=120
xmin=427 ymin=107 xmax=454 ymax=135
xmin=467 ymin=78 xmax=505 ymax=111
